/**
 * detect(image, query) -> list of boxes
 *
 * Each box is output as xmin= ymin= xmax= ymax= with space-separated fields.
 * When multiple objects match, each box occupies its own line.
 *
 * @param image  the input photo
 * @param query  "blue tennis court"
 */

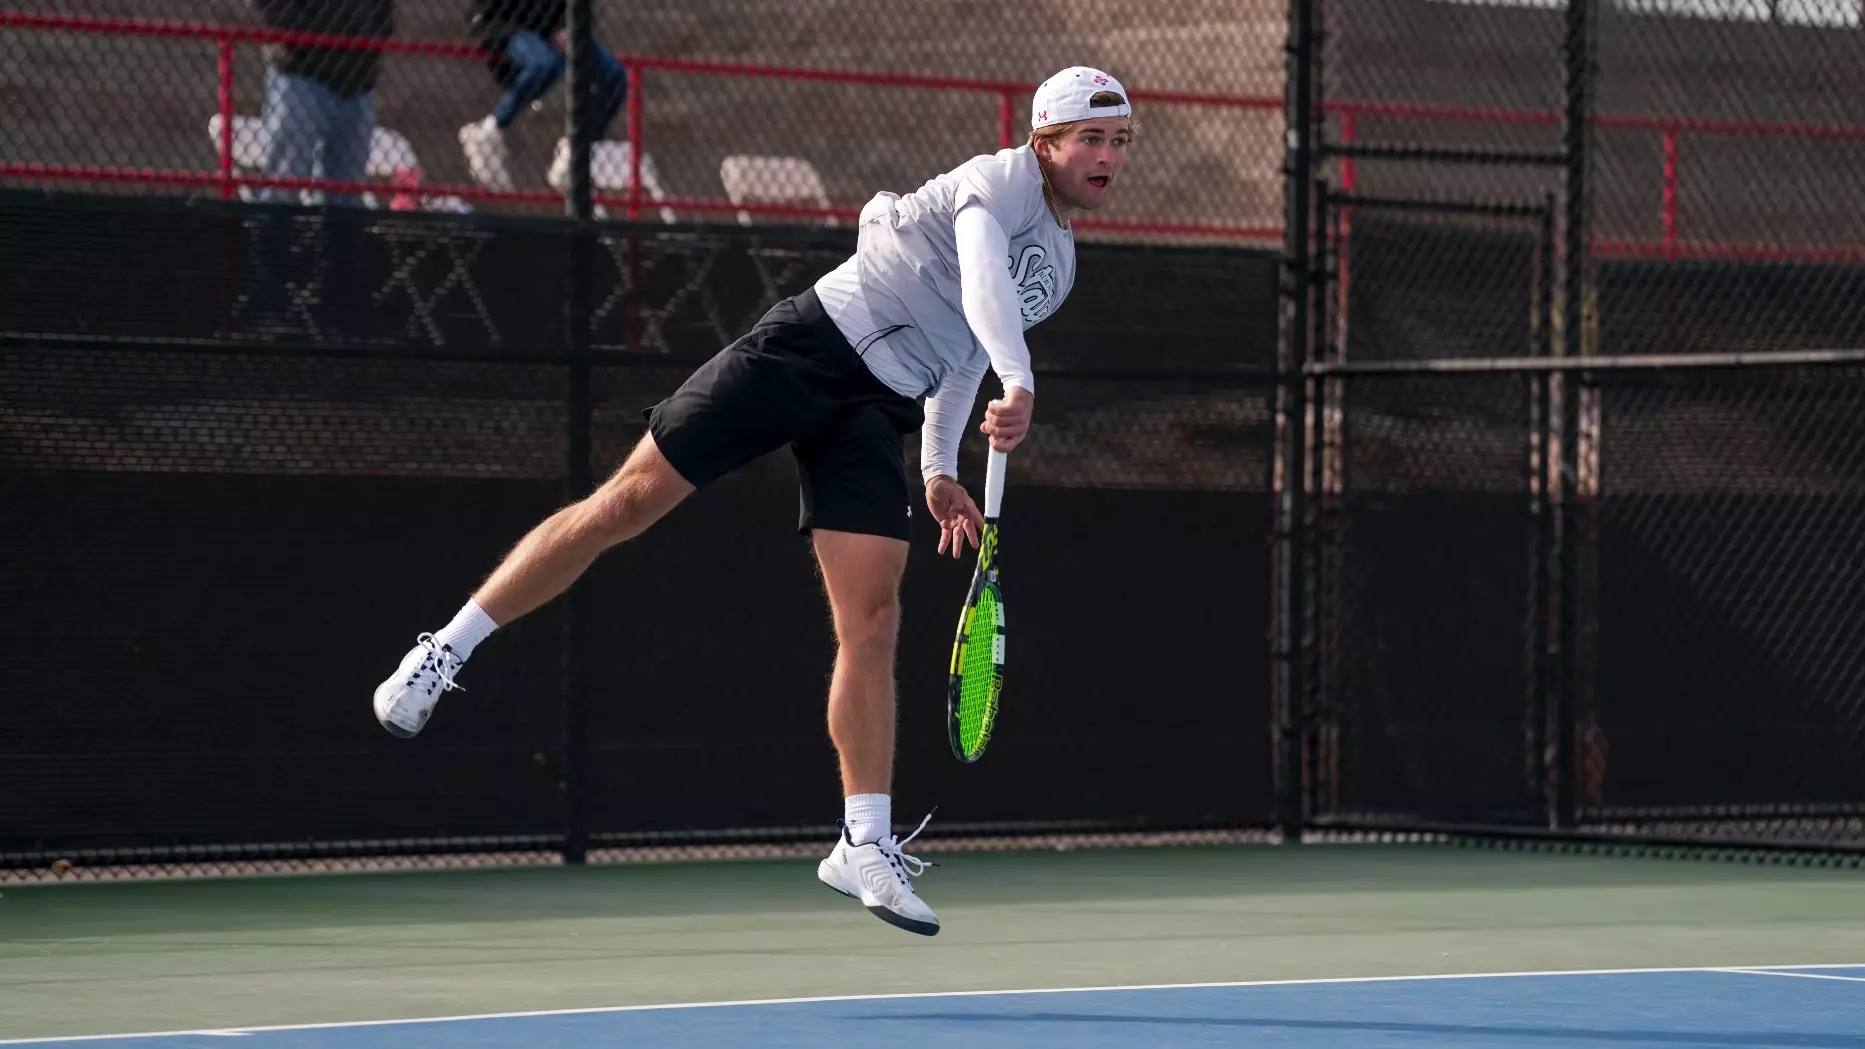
xmin=8 ymin=966 xmax=1861 ymax=1049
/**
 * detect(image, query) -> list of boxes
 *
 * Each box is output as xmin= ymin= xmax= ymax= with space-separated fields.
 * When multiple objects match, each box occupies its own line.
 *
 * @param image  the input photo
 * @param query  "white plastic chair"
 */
xmin=719 ymin=155 xmax=835 ymax=226
xmin=549 ymin=138 xmax=677 ymax=223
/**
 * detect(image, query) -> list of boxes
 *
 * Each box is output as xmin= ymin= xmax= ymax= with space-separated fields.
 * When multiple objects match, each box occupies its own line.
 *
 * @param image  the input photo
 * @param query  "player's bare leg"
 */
xmin=372 ymin=434 xmax=692 ymax=738
xmin=472 ymin=434 xmax=693 ymax=625
xmin=814 ymin=529 xmax=908 ymax=797
xmin=811 ymin=528 xmax=939 ymax=935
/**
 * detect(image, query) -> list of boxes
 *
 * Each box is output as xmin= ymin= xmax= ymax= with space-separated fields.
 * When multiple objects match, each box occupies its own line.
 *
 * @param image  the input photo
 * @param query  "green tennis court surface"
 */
xmin=4 ymin=845 xmax=1862 ymax=1043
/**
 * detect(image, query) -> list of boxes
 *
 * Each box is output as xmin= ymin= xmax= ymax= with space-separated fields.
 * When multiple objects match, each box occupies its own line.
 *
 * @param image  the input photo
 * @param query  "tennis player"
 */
xmin=373 ymin=67 xmax=1135 ymax=936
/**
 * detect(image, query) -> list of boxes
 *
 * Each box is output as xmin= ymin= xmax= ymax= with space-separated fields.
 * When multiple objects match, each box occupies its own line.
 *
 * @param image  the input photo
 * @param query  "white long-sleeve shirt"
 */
xmin=812 ymin=143 xmax=1076 ymax=482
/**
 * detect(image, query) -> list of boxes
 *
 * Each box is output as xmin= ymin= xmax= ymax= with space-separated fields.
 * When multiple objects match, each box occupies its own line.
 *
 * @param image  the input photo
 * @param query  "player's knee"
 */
xmin=836 ymin=596 xmax=901 ymax=657
xmin=514 ymin=52 xmax=564 ymax=93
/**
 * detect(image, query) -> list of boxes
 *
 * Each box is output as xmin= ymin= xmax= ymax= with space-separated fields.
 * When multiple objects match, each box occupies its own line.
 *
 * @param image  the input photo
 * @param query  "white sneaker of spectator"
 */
xmin=458 ymin=116 xmax=513 ymax=191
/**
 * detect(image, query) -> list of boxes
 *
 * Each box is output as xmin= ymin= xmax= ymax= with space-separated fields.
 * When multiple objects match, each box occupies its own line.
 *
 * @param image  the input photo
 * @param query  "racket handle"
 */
xmin=984 ymin=448 xmax=1007 ymax=520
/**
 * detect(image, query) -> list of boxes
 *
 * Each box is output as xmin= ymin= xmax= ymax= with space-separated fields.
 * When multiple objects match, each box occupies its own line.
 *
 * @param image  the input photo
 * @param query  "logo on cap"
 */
xmin=1093 ymin=75 xmax=1109 ymax=86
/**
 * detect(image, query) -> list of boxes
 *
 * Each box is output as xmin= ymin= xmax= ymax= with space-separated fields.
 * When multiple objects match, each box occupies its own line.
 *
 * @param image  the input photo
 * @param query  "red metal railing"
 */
xmin=1330 ymin=97 xmax=1865 ymax=263
xmin=4 ymin=10 xmax=1865 ymax=258
xmin=0 ymin=11 xmax=1282 ymax=238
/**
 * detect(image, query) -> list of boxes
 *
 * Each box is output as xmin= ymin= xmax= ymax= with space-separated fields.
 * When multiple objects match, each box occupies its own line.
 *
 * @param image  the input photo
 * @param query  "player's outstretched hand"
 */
xmin=981 ymin=386 xmax=1034 ymax=453
xmin=927 ymin=476 xmax=986 ymax=559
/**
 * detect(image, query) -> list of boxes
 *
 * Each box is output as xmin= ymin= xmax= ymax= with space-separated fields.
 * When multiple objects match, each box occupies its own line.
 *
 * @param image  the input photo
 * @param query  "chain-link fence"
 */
xmin=1584 ymin=365 xmax=1865 ymax=835
xmin=1308 ymin=370 xmax=1545 ymax=827
xmin=0 ymin=191 xmax=1279 ymax=871
xmin=1589 ymin=3 xmax=1865 ymax=372
xmin=0 ymin=0 xmax=1288 ymax=240
xmin=1594 ymin=1 xmax=1865 ymax=260
xmin=18 ymin=0 xmax=1865 ymax=878
xmin=1320 ymin=0 xmax=1865 ymax=264
xmin=1304 ymin=359 xmax=1865 ymax=850
xmin=0 ymin=0 xmax=1291 ymax=878
xmin=1286 ymin=0 xmax=1865 ymax=853
xmin=1321 ymin=0 xmax=1568 ymax=209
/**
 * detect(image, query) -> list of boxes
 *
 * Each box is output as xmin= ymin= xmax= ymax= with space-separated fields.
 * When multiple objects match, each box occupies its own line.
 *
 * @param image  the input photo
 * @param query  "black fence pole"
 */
xmin=561 ymin=0 xmax=596 ymax=866
xmin=1554 ymin=0 xmax=1595 ymax=831
xmin=1527 ymin=194 xmax=1556 ymax=818
xmin=1274 ymin=0 xmax=1317 ymax=843
xmin=1306 ymin=179 xmax=1332 ymax=807
xmin=1304 ymin=4 xmax=1329 ymax=830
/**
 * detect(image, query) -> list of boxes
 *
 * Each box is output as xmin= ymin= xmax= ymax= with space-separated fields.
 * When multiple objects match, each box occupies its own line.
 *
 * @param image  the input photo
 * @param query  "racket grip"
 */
xmin=983 ymin=448 xmax=1007 ymax=520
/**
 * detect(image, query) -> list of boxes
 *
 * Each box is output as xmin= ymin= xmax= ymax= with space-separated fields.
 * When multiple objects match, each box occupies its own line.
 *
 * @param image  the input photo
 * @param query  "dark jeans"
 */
xmin=490 ymin=31 xmax=628 ymax=138
xmin=259 ymin=68 xmax=375 ymax=206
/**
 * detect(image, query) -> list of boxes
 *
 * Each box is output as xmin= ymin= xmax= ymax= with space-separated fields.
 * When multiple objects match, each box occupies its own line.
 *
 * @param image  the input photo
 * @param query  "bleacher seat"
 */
xmin=719 ymin=155 xmax=836 ymax=226
xmin=549 ymin=139 xmax=678 ymax=223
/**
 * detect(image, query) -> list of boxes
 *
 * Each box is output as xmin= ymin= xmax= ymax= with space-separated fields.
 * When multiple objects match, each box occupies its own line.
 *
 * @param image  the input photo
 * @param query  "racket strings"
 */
xmin=956 ymin=594 xmax=1000 ymax=752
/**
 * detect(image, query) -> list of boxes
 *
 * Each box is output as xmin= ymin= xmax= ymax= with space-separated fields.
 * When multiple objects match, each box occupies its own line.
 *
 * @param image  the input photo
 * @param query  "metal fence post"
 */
xmin=1554 ymin=0 xmax=1596 ymax=831
xmin=1529 ymin=194 xmax=1557 ymax=818
xmin=1274 ymin=0 xmax=1318 ymax=843
xmin=562 ymin=0 xmax=596 ymax=866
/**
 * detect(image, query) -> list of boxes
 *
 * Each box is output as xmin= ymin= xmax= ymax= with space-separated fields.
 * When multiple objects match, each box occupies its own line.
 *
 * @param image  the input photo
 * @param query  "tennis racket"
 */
xmin=948 ymin=448 xmax=1007 ymax=763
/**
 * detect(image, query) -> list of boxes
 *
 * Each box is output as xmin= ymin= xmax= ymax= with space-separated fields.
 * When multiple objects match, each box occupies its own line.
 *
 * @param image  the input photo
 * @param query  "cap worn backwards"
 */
xmin=1030 ymin=67 xmax=1132 ymax=131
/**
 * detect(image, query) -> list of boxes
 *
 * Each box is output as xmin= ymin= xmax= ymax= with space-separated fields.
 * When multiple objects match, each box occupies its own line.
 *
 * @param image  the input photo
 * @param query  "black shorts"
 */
xmin=646 ymin=288 xmax=925 ymax=541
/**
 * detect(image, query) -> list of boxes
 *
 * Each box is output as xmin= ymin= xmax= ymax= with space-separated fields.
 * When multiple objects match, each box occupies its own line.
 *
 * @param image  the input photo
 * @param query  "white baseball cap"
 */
xmin=1031 ymin=67 xmax=1133 ymax=131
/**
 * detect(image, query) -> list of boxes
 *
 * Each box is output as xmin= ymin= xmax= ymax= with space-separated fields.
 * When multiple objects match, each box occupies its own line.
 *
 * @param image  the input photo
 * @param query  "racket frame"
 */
xmin=947 ymin=450 xmax=1008 ymax=763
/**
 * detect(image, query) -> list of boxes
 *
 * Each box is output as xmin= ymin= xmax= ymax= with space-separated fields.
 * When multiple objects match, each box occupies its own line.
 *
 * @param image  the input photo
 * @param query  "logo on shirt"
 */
xmin=1009 ymin=245 xmax=1058 ymax=324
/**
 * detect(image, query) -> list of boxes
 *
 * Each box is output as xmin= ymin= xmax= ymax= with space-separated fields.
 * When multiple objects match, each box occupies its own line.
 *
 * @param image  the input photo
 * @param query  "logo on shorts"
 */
xmin=1008 ymin=245 xmax=1058 ymax=324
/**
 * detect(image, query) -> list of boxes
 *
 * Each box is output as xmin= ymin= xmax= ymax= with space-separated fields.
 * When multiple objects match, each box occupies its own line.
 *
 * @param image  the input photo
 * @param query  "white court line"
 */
xmin=1716 ymin=968 xmax=1865 ymax=984
xmin=1 ymin=963 xmax=1857 ymax=1046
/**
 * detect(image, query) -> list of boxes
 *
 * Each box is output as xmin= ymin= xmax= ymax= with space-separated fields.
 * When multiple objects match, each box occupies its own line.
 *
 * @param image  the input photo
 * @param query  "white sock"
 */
xmin=432 ymin=600 xmax=498 ymax=662
xmin=844 ymin=794 xmax=891 ymax=845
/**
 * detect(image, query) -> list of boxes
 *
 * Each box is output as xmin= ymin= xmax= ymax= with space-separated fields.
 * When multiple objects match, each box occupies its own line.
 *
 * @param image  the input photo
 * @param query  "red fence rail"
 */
xmin=0 ymin=11 xmax=1285 ymax=238
xmin=1330 ymin=96 xmax=1865 ymax=263
xmin=4 ymin=10 xmax=1865 ymax=259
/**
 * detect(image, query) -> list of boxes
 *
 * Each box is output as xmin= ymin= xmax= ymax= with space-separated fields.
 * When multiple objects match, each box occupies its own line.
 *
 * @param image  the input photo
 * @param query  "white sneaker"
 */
xmin=817 ymin=812 xmax=940 ymax=936
xmin=547 ymin=137 xmax=570 ymax=192
xmin=373 ymin=633 xmax=464 ymax=738
xmin=458 ymin=118 xmax=512 ymax=191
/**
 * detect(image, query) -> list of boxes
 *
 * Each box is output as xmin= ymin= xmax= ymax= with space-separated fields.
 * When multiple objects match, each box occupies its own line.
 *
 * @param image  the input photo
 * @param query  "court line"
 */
xmin=2 ymin=963 xmax=1859 ymax=1046
xmin=1716 ymin=968 xmax=1865 ymax=984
